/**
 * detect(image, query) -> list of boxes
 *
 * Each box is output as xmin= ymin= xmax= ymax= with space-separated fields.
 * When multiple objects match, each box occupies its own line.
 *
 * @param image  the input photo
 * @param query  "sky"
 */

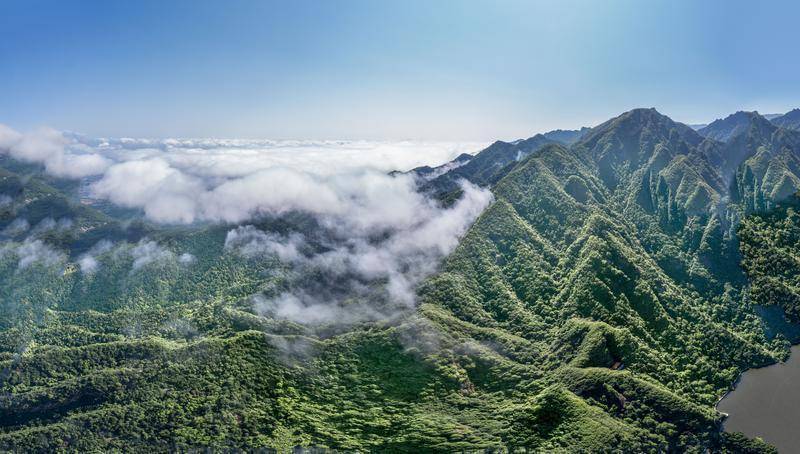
xmin=1 ymin=0 xmax=799 ymax=141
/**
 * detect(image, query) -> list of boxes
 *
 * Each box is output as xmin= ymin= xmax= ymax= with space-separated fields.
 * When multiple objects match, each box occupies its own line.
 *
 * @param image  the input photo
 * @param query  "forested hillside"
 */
xmin=2 ymin=107 xmax=800 ymax=452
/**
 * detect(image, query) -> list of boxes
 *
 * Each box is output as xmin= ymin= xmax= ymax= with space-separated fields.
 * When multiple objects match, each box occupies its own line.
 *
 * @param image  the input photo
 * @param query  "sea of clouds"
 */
xmin=0 ymin=124 xmax=493 ymax=326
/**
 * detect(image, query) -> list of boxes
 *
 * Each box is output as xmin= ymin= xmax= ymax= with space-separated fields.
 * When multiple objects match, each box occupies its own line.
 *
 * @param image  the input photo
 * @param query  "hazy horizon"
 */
xmin=0 ymin=105 xmax=793 ymax=144
xmin=3 ymin=0 xmax=799 ymax=141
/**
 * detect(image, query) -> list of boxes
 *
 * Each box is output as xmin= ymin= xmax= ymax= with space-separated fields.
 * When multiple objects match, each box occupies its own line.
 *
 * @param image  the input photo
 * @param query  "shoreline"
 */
xmin=714 ymin=343 xmax=799 ymax=434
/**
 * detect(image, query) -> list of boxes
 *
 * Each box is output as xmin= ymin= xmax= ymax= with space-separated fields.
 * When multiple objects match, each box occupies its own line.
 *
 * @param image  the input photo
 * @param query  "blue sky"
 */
xmin=1 ymin=0 xmax=799 ymax=140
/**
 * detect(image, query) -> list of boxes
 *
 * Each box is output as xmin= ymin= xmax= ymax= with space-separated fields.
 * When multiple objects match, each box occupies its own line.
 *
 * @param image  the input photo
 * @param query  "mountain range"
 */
xmin=2 ymin=106 xmax=800 ymax=451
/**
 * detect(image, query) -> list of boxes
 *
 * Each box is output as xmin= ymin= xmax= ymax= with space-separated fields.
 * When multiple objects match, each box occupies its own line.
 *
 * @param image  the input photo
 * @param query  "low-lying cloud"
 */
xmin=130 ymin=240 xmax=175 ymax=270
xmin=1 ymin=123 xmax=486 ymax=224
xmin=78 ymin=240 xmax=115 ymax=274
xmin=14 ymin=239 xmax=66 ymax=270
xmin=233 ymin=181 xmax=493 ymax=326
xmin=225 ymin=225 xmax=306 ymax=261
xmin=0 ymin=123 xmax=493 ymax=327
xmin=0 ymin=125 xmax=110 ymax=178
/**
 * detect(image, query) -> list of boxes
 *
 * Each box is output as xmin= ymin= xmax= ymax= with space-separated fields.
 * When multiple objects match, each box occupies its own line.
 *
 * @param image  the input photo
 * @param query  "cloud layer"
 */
xmin=1 ymin=124 xmax=485 ymax=224
xmin=0 ymin=125 xmax=110 ymax=178
xmin=0 ymin=124 xmax=493 ymax=327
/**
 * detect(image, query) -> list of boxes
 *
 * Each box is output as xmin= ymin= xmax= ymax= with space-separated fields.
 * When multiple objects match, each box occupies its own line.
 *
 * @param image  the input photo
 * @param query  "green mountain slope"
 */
xmin=698 ymin=111 xmax=763 ymax=142
xmin=739 ymin=196 xmax=800 ymax=320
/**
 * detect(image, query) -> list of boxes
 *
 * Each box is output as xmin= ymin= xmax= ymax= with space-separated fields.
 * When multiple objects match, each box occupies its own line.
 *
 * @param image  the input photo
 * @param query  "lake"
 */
xmin=717 ymin=344 xmax=800 ymax=452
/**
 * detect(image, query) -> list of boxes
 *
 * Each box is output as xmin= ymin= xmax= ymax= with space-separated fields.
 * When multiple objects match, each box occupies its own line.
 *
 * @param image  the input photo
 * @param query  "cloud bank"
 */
xmin=0 ymin=124 xmax=493 ymax=327
xmin=0 ymin=125 xmax=110 ymax=178
xmin=1 ymin=123 xmax=485 ymax=224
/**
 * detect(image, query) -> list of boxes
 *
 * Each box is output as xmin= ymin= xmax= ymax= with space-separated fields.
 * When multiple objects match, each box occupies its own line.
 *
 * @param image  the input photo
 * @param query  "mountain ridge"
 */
xmin=771 ymin=108 xmax=800 ymax=131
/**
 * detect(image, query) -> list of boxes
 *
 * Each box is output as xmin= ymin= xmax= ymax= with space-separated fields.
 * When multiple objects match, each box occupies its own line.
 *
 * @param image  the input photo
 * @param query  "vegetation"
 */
xmin=2 ymin=107 xmax=800 ymax=451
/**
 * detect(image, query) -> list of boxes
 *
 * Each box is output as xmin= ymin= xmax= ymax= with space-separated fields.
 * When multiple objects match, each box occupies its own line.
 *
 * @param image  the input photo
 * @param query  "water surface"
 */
xmin=717 ymin=344 xmax=800 ymax=452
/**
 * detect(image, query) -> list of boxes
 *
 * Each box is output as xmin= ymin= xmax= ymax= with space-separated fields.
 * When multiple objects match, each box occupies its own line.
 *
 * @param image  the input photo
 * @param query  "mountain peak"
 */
xmin=698 ymin=111 xmax=772 ymax=142
xmin=772 ymin=108 xmax=800 ymax=131
xmin=579 ymin=107 xmax=700 ymax=150
xmin=542 ymin=127 xmax=590 ymax=145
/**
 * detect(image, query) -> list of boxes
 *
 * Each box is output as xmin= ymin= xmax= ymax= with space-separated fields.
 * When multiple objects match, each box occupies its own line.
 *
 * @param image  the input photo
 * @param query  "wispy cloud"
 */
xmin=77 ymin=239 xmax=115 ymax=274
xmin=7 ymin=239 xmax=66 ymax=269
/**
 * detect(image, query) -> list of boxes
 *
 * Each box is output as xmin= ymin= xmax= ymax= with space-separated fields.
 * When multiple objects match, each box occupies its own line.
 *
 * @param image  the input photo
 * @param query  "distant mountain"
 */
xmin=698 ymin=111 xmax=763 ymax=142
xmin=542 ymin=126 xmax=590 ymax=145
xmin=771 ymin=108 xmax=800 ymax=131
xmin=418 ymin=133 xmax=556 ymax=201
xmin=405 ymin=152 xmax=472 ymax=180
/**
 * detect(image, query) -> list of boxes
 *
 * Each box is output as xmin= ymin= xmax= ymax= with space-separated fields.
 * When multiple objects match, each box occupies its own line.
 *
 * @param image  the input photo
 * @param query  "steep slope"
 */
xmin=542 ymin=127 xmax=590 ymax=145
xmin=698 ymin=111 xmax=763 ymax=142
xmin=726 ymin=115 xmax=800 ymax=212
xmin=771 ymin=108 xmax=800 ymax=131
xmin=574 ymin=108 xmax=703 ymax=188
xmin=739 ymin=196 xmax=800 ymax=320
xmin=420 ymin=141 xmax=779 ymax=451
xmin=419 ymin=134 xmax=556 ymax=201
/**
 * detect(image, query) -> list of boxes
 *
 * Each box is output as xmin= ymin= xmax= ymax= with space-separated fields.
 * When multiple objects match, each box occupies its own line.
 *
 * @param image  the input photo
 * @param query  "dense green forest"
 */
xmin=2 ymin=108 xmax=800 ymax=452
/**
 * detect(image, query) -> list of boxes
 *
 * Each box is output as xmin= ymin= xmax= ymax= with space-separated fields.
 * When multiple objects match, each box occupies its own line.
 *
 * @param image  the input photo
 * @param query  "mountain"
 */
xmin=698 ymin=111 xmax=764 ymax=142
xmin=3 ymin=107 xmax=799 ymax=452
xmin=407 ymin=152 xmax=473 ymax=180
xmin=542 ymin=126 xmax=591 ymax=145
xmin=417 ymin=133 xmax=556 ymax=202
xmin=771 ymin=108 xmax=800 ymax=130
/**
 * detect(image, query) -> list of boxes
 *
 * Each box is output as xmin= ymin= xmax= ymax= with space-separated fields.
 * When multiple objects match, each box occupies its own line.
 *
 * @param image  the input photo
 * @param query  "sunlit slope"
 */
xmin=419 ymin=140 xmax=778 ymax=450
xmin=770 ymin=108 xmax=800 ymax=131
xmin=739 ymin=197 xmax=800 ymax=321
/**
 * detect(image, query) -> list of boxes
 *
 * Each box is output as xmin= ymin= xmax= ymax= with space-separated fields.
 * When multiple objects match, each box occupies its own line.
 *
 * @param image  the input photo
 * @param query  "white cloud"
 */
xmin=2 ymin=219 xmax=30 ymax=237
xmin=0 ymin=125 xmax=22 ymax=150
xmin=130 ymin=240 xmax=174 ymax=269
xmin=30 ymin=217 xmax=73 ymax=237
xmin=0 ymin=123 xmax=487 ymax=226
xmin=81 ymin=137 xmax=485 ymax=178
xmin=178 ymin=253 xmax=196 ymax=266
xmin=15 ymin=239 xmax=65 ymax=269
xmin=78 ymin=255 xmax=100 ymax=274
xmin=248 ymin=181 xmax=493 ymax=325
xmin=0 ymin=126 xmax=110 ymax=178
xmin=225 ymin=225 xmax=305 ymax=261
xmin=91 ymin=158 xmax=204 ymax=223
xmin=65 ymin=133 xmax=485 ymax=225
xmin=78 ymin=240 xmax=115 ymax=274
